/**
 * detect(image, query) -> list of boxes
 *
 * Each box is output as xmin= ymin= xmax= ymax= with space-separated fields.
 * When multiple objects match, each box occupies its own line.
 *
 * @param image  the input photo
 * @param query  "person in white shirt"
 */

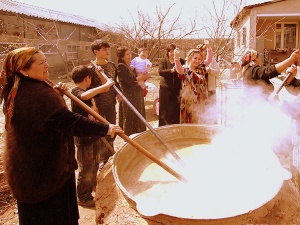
xmin=130 ymin=47 xmax=152 ymax=96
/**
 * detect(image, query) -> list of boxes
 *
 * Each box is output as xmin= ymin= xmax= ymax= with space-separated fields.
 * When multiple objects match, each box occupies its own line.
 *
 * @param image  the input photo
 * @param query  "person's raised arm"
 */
xmin=203 ymin=47 xmax=212 ymax=66
xmin=275 ymin=49 xmax=300 ymax=73
xmin=81 ymin=79 xmax=115 ymax=100
xmin=174 ymin=48 xmax=184 ymax=75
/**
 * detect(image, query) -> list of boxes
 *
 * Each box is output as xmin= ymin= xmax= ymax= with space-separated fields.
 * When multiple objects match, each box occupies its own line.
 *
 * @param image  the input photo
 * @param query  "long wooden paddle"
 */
xmin=89 ymin=60 xmax=184 ymax=165
xmin=61 ymin=89 xmax=187 ymax=183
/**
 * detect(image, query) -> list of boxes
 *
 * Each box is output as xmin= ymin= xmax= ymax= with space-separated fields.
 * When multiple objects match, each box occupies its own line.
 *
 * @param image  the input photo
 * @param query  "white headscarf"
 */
xmin=239 ymin=49 xmax=258 ymax=78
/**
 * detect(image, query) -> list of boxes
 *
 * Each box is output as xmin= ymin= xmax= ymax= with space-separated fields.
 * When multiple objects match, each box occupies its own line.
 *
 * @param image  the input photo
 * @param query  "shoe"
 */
xmin=78 ymin=199 xmax=95 ymax=208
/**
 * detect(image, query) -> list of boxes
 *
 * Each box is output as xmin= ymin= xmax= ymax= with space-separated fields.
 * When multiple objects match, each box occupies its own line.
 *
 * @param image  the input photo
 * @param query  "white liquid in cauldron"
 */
xmin=131 ymin=143 xmax=289 ymax=219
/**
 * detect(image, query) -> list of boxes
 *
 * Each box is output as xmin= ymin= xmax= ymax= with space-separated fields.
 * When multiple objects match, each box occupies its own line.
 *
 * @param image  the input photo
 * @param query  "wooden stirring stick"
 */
xmin=90 ymin=60 xmax=185 ymax=165
xmin=61 ymin=89 xmax=187 ymax=183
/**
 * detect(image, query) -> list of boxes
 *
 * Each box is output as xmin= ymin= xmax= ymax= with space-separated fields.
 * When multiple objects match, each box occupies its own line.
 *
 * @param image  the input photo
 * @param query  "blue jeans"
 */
xmin=97 ymin=104 xmax=116 ymax=164
xmin=76 ymin=138 xmax=102 ymax=201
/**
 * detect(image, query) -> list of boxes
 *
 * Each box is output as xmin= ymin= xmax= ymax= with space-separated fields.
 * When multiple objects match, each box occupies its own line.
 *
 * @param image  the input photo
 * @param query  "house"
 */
xmin=0 ymin=0 xmax=109 ymax=77
xmin=230 ymin=0 xmax=300 ymax=66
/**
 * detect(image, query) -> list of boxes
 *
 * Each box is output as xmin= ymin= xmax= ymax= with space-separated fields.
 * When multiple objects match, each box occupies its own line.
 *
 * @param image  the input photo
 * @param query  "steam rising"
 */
xmin=124 ymin=75 xmax=299 ymax=219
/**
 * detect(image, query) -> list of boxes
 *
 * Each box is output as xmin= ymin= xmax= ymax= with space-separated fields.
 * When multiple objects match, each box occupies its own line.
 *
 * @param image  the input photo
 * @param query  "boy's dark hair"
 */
xmin=91 ymin=40 xmax=110 ymax=54
xmin=71 ymin=65 xmax=92 ymax=84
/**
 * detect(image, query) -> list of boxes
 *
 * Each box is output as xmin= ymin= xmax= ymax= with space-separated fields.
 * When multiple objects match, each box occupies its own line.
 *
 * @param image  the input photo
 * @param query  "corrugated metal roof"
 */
xmin=0 ymin=0 xmax=105 ymax=30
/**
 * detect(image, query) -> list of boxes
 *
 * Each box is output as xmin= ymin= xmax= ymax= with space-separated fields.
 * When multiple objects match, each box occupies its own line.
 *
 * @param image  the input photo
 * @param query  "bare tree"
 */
xmin=103 ymin=3 xmax=203 ymax=61
xmin=101 ymin=0 xmax=247 ymax=63
xmin=199 ymin=0 xmax=247 ymax=62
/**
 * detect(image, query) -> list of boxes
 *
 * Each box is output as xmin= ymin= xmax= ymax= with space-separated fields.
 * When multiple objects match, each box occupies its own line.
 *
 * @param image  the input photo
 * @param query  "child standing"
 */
xmin=71 ymin=65 xmax=114 ymax=207
xmin=130 ymin=47 xmax=152 ymax=96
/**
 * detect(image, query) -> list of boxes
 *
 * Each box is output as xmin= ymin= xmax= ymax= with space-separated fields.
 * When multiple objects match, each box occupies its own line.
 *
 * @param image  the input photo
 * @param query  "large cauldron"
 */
xmin=112 ymin=124 xmax=290 ymax=223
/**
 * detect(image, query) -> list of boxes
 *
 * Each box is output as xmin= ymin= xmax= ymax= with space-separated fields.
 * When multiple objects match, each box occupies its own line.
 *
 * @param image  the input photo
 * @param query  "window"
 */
xmin=242 ymin=27 xmax=247 ymax=46
xmin=66 ymin=45 xmax=80 ymax=60
xmin=275 ymin=23 xmax=298 ymax=50
xmin=237 ymin=31 xmax=241 ymax=48
xmin=38 ymin=44 xmax=57 ymax=54
xmin=0 ymin=42 xmax=26 ymax=55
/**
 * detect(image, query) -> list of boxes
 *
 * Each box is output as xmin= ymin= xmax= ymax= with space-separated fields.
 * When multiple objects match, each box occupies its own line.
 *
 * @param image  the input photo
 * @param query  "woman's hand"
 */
xmin=107 ymin=124 xmax=124 ymax=138
xmin=174 ymin=48 xmax=180 ymax=60
xmin=108 ymin=78 xmax=115 ymax=85
xmin=286 ymin=64 xmax=297 ymax=75
xmin=290 ymin=49 xmax=300 ymax=62
xmin=53 ymin=82 xmax=68 ymax=95
xmin=104 ymin=78 xmax=115 ymax=89
xmin=285 ymin=64 xmax=298 ymax=84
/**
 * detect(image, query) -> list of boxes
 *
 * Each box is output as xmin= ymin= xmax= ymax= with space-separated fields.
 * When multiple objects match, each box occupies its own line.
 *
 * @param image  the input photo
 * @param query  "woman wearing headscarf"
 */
xmin=239 ymin=48 xmax=300 ymax=100
xmin=0 ymin=47 xmax=123 ymax=225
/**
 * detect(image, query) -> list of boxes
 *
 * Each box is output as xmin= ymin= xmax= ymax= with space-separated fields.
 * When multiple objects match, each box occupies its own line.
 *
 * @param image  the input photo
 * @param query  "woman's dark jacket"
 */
xmin=4 ymin=76 xmax=109 ymax=203
xmin=158 ymin=57 xmax=185 ymax=126
xmin=243 ymin=64 xmax=300 ymax=99
xmin=158 ymin=57 xmax=185 ymax=88
xmin=117 ymin=62 xmax=146 ymax=135
xmin=243 ymin=64 xmax=279 ymax=86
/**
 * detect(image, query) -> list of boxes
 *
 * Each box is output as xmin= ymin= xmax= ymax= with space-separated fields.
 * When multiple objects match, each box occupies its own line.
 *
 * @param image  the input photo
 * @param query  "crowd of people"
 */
xmin=1 ymin=39 xmax=299 ymax=224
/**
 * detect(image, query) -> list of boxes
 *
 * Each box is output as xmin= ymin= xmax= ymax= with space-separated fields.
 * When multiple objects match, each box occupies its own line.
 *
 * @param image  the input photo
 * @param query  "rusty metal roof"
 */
xmin=0 ymin=0 xmax=105 ymax=30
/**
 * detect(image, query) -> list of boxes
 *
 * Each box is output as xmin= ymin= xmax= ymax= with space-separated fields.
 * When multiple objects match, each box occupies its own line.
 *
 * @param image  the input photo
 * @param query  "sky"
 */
xmin=14 ymin=0 xmax=267 ymax=28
